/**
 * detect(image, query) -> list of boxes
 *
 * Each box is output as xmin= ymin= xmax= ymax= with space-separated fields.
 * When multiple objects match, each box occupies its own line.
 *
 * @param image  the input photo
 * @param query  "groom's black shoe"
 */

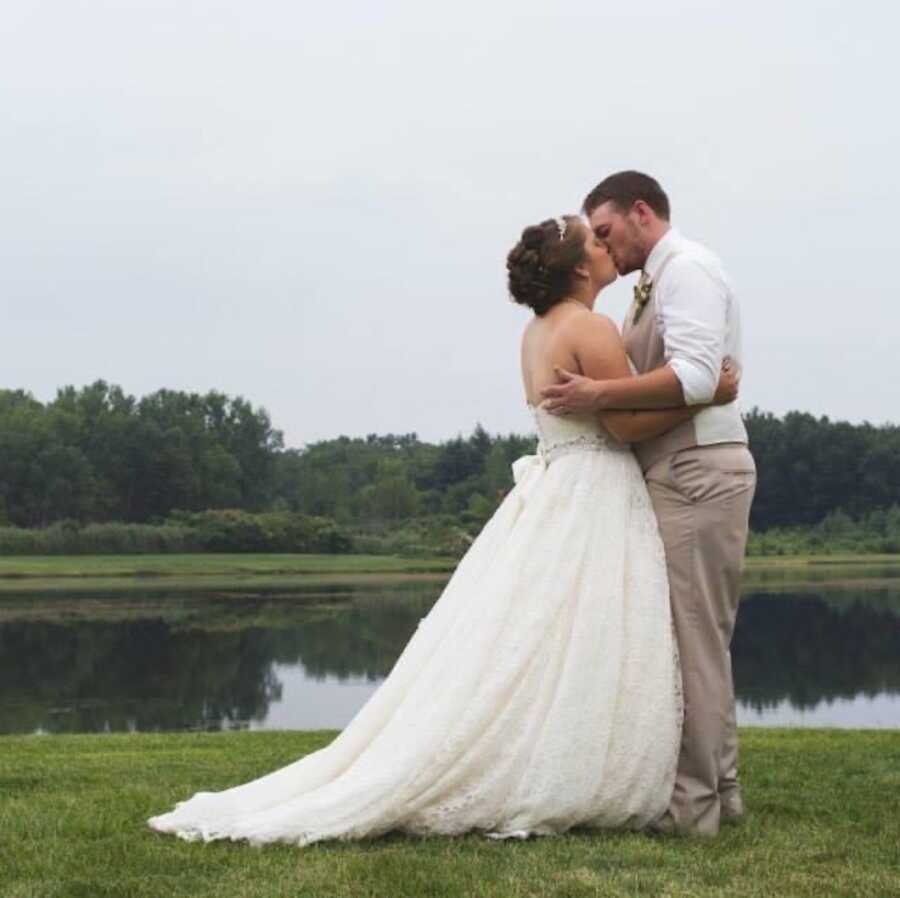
xmin=646 ymin=809 xmax=723 ymax=838
xmin=646 ymin=811 xmax=678 ymax=836
xmin=720 ymin=791 xmax=745 ymax=824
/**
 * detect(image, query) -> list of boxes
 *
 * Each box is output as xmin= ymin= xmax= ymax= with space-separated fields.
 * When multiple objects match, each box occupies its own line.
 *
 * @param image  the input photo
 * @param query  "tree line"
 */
xmin=0 ymin=382 xmax=281 ymax=526
xmin=0 ymin=382 xmax=898 ymax=555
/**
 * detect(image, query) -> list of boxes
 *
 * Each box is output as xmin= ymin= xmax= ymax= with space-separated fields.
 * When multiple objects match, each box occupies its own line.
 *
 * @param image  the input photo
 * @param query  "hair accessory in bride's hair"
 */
xmin=554 ymin=217 xmax=568 ymax=240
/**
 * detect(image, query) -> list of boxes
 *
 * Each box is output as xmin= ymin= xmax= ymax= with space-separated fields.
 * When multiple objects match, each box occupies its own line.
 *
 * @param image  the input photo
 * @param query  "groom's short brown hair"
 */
xmin=582 ymin=171 xmax=670 ymax=220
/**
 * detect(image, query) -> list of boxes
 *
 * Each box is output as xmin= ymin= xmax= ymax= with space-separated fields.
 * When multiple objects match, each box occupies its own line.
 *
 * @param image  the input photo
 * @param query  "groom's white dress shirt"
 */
xmin=642 ymin=227 xmax=747 ymax=448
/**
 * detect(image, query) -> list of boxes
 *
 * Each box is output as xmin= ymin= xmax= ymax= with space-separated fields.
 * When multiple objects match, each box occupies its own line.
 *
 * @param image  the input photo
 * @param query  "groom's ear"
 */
xmin=631 ymin=200 xmax=656 ymax=226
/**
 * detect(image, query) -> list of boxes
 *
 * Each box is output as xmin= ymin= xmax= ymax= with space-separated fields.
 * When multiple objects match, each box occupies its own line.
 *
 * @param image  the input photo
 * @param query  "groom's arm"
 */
xmin=541 ymin=259 xmax=728 ymax=413
xmin=542 ymin=363 xmax=713 ymax=413
xmin=581 ymin=364 xmax=687 ymax=411
xmin=568 ymin=314 xmax=702 ymax=444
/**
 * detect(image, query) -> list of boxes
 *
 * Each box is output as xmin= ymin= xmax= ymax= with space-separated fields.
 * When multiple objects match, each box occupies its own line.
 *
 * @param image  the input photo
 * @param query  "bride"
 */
xmin=147 ymin=214 xmax=736 ymax=847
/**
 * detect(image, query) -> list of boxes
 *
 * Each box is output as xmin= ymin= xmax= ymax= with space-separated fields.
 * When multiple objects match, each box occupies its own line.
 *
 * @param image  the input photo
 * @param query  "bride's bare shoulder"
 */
xmin=559 ymin=310 xmax=620 ymax=340
xmin=523 ymin=307 xmax=620 ymax=345
xmin=584 ymin=312 xmax=620 ymax=332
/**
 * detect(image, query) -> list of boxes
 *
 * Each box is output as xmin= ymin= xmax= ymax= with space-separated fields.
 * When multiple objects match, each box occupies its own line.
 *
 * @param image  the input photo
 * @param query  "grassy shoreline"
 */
xmin=0 ymin=551 xmax=897 ymax=578
xmin=0 ymin=552 xmax=897 ymax=597
xmin=0 ymin=553 xmax=457 ymax=578
xmin=1 ymin=728 xmax=898 ymax=898
xmin=0 ymin=554 xmax=457 ymax=594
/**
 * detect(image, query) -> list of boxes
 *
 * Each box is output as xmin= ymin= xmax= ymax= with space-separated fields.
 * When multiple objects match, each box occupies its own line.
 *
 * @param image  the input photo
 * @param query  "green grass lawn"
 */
xmin=1 ymin=729 xmax=898 ymax=898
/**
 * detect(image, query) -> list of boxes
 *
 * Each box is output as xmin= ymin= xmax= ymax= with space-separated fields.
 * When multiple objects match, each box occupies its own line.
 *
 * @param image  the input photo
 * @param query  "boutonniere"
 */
xmin=632 ymin=279 xmax=652 ymax=325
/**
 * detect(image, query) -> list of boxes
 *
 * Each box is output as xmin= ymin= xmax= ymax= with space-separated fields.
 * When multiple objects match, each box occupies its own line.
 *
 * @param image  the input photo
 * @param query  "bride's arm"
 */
xmin=568 ymin=314 xmax=709 ymax=445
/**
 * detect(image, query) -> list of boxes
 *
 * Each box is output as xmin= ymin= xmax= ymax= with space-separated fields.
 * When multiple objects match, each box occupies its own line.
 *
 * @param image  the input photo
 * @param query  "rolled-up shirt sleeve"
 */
xmin=657 ymin=258 xmax=727 ymax=405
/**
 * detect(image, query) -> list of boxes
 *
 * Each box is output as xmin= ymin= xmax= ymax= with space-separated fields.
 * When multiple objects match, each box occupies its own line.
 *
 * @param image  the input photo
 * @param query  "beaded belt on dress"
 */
xmin=538 ymin=434 xmax=616 ymax=464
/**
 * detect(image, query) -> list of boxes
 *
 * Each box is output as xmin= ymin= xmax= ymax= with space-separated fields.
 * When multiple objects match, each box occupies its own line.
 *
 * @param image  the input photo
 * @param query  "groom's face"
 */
xmin=588 ymin=202 xmax=645 ymax=275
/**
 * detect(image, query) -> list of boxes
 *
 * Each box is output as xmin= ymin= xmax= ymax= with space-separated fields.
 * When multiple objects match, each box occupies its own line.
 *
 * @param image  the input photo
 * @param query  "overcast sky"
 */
xmin=2 ymin=0 xmax=897 ymax=448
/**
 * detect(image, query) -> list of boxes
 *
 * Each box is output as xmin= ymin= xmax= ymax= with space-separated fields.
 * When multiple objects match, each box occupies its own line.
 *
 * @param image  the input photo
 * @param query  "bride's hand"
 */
xmin=713 ymin=358 xmax=740 ymax=405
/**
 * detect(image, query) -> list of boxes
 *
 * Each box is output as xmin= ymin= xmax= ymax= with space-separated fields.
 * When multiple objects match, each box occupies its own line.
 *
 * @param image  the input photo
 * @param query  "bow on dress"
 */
xmin=510 ymin=452 xmax=548 ymax=514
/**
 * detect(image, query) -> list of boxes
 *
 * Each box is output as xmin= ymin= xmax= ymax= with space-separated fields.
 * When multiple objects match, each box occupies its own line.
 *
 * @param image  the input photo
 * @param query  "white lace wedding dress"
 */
xmin=147 ymin=406 xmax=682 ymax=846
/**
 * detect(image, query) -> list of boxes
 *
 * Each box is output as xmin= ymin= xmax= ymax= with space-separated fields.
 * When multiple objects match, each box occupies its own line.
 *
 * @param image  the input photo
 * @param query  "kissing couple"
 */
xmin=149 ymin=170 xmax=757 ymax=845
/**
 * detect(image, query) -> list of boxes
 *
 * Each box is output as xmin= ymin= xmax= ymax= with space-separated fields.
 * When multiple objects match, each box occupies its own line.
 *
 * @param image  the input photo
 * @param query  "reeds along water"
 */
xmin=0 ymin=510 xmax=351 ymax=555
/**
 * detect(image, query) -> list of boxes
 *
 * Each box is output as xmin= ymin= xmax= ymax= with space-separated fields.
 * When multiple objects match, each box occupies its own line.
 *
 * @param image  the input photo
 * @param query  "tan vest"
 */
xmin=623 ymin=253 xmax=700 ymax=473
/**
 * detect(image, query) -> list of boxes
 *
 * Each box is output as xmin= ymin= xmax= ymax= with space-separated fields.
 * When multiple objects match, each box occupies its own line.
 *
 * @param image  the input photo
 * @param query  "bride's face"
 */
xmin=578 ymin=223 xmax=618 ymax=291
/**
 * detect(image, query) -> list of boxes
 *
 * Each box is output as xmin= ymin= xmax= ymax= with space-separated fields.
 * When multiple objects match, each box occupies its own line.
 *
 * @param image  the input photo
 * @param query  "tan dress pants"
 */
xmin=644 ymin=443 xmax=756 ymax=836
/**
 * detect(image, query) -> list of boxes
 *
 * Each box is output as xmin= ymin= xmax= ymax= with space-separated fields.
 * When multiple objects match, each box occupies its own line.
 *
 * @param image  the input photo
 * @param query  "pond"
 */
xmin=1 ymin=569 xmax=898 ymax=734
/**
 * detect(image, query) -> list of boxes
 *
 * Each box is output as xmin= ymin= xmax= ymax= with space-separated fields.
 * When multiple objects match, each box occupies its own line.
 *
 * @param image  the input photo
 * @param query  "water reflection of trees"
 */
xmin=0 ymin=590 xmax=438 ymax=734
xmin=733 ymin=592 xmax=900 ymax=710
xmin=0 ymin=619 xmax=284 ymax=733
xmin=3 ymin=588 xmax=900 ymax=733
xmin=285 ymin=593 xmax=435 ymax=680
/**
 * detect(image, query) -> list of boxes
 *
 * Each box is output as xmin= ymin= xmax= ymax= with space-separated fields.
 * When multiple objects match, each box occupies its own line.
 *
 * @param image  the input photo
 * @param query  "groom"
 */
xmin=541 ymin=171 xmax=756 ymax=837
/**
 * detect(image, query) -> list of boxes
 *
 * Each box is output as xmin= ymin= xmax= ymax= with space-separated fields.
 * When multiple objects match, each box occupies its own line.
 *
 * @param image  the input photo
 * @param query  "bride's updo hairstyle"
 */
xmin=506 ymin=215 xmax=585 ymax=316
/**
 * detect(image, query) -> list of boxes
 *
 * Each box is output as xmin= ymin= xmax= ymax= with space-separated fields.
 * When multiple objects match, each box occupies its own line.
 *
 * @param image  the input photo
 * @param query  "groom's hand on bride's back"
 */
xmin=539 ymin=368 xmax=603 ymax=415
xmin=713 ymin=358 xmax=740 ymax=405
